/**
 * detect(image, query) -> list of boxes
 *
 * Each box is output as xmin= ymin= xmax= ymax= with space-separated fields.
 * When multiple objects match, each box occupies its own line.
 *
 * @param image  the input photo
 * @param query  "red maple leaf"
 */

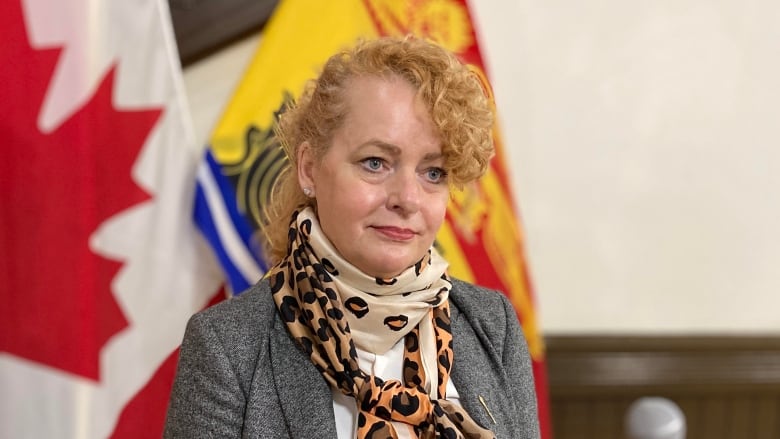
xmin=0 ymin=0 xmax=161 ymax=381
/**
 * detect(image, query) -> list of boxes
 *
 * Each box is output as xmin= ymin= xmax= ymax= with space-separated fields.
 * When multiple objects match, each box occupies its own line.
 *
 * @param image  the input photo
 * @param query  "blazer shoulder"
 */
xmin=195 ymin=278 xmax=277 ymax=327
xmin=449 ymin=278 xmax=513 ymax=323
xmin=166 ymin=279 xmax=281 ymax=437
xmin=448 ymin=278 xmax=519 ymax=349
xmin=185 ymin=279 xmax=278 ymax=372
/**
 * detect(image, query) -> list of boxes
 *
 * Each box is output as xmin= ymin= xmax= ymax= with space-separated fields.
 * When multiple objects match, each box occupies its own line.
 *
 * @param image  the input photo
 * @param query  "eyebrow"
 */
xmin=358 ymin=139 xmax=443 ymax=161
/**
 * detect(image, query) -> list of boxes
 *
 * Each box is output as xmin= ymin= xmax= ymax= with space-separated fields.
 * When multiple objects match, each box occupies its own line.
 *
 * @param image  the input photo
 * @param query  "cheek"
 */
xmin=330 ymin=181 xmax=386 ymax=220
xmin=423 ymin=193 xmax=449 ymax=230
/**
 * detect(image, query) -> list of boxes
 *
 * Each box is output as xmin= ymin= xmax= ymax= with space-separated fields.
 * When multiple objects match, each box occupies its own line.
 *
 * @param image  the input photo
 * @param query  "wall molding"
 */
xmin=546 ymin=335 xmax=780 ymax=438
xmin=546 ymin=335 xmax=780 ymax=395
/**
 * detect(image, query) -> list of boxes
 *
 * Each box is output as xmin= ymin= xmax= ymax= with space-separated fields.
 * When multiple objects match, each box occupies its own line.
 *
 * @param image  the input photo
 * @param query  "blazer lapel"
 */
xmin=270 ymin=318 xmax=338 ymax=438
xmin=448 ymin=302 xmax=504 ymax=433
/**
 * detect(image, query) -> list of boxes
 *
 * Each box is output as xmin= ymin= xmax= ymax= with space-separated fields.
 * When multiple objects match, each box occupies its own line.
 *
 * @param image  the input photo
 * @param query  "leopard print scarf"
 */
xmin=268 ymin=208 xmax=494 ymax=439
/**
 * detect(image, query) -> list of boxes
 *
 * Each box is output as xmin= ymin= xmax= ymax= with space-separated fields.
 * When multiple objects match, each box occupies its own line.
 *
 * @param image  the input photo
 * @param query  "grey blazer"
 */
xmin=164 ymin=278 xmax=540 ymax=438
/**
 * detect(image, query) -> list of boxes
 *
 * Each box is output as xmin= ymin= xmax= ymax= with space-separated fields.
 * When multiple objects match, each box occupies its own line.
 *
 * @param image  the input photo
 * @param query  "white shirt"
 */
xmin=332 ymin=337 xmax=462 ymax=439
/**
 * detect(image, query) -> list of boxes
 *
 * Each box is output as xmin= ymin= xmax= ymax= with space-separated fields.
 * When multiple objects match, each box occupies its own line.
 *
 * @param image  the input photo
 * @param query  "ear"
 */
xmin=296 ymin=141 xmax=316 ymax=192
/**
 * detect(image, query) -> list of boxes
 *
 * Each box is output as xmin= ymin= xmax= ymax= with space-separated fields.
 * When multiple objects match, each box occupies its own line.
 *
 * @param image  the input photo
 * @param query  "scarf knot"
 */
xmin=357 ymin=377 xmax=432 ymax=425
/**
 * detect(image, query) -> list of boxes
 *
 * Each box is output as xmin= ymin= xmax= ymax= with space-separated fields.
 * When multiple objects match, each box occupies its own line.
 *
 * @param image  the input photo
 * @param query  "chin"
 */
xmin=362 ymin=257 xmax=416 ymax=279
xmin=362 ymin=265 xmax=403 ymax=279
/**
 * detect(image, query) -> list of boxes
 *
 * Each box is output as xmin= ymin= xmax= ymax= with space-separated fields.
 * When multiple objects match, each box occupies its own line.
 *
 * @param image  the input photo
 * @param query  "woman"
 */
xmin=165 ymin=36 xmax=539 ymax=438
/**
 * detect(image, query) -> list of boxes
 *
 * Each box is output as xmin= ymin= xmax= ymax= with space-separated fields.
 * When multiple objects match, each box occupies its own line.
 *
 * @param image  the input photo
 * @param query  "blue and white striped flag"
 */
xmin=194 ymin=149 xmax=268 ymax=294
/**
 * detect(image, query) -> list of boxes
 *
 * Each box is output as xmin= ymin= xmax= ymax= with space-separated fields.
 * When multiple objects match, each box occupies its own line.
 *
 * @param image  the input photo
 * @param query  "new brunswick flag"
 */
xmin=194 ymin=0 xmax=551 ymax=436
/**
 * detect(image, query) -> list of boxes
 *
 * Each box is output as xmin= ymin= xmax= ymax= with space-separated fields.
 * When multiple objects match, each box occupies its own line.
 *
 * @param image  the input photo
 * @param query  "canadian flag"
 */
xmin=0 ymin=0 xmax=223 ymax=437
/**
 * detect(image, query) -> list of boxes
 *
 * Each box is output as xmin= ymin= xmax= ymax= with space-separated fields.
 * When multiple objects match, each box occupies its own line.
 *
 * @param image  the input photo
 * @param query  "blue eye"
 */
xmin=426 ymin=167 xmax=447 ymax=183
xmin=362 ymin=157 xmax=383 ymax=171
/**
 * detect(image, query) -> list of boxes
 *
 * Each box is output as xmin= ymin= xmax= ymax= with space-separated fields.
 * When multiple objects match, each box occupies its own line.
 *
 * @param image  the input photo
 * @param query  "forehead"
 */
xmin=337 ymin=74 xmax=440 ymax=149
xmin=342 ymin=73 xmax=419 ymax=109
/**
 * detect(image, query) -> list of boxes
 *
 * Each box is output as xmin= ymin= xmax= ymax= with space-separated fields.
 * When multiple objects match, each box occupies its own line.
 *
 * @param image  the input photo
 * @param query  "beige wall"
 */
xmin=183 ymin=1 xmax=780 ymax=334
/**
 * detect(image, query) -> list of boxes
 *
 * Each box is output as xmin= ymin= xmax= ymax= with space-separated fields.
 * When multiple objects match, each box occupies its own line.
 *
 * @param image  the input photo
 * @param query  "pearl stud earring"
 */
xmin=303 ymin=187 xmax=313 ymax=197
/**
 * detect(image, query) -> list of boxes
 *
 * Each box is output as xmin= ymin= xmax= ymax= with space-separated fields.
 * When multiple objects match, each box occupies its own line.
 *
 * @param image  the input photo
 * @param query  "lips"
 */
xmin=372 ymin=226 xmax=416 ymax=240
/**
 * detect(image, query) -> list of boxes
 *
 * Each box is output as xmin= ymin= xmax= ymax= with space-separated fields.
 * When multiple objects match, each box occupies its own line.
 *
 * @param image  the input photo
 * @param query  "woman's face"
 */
xmin=298 ymin=74 xmax=449 ymax=279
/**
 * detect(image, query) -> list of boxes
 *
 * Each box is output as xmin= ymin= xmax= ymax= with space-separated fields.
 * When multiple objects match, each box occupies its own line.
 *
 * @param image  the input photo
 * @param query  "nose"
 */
xmin=386 ymin=169 xmax=421 ymax=214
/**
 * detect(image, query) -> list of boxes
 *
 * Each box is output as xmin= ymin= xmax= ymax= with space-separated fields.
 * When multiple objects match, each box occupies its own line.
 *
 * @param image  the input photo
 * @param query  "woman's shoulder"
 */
xmin=448 ymin=278 xmax=516 ymax=337
xmin=186 ymin=279 xmax=278 ymax=347
xmin=449 ymin=278 xmax=513 ymax=316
